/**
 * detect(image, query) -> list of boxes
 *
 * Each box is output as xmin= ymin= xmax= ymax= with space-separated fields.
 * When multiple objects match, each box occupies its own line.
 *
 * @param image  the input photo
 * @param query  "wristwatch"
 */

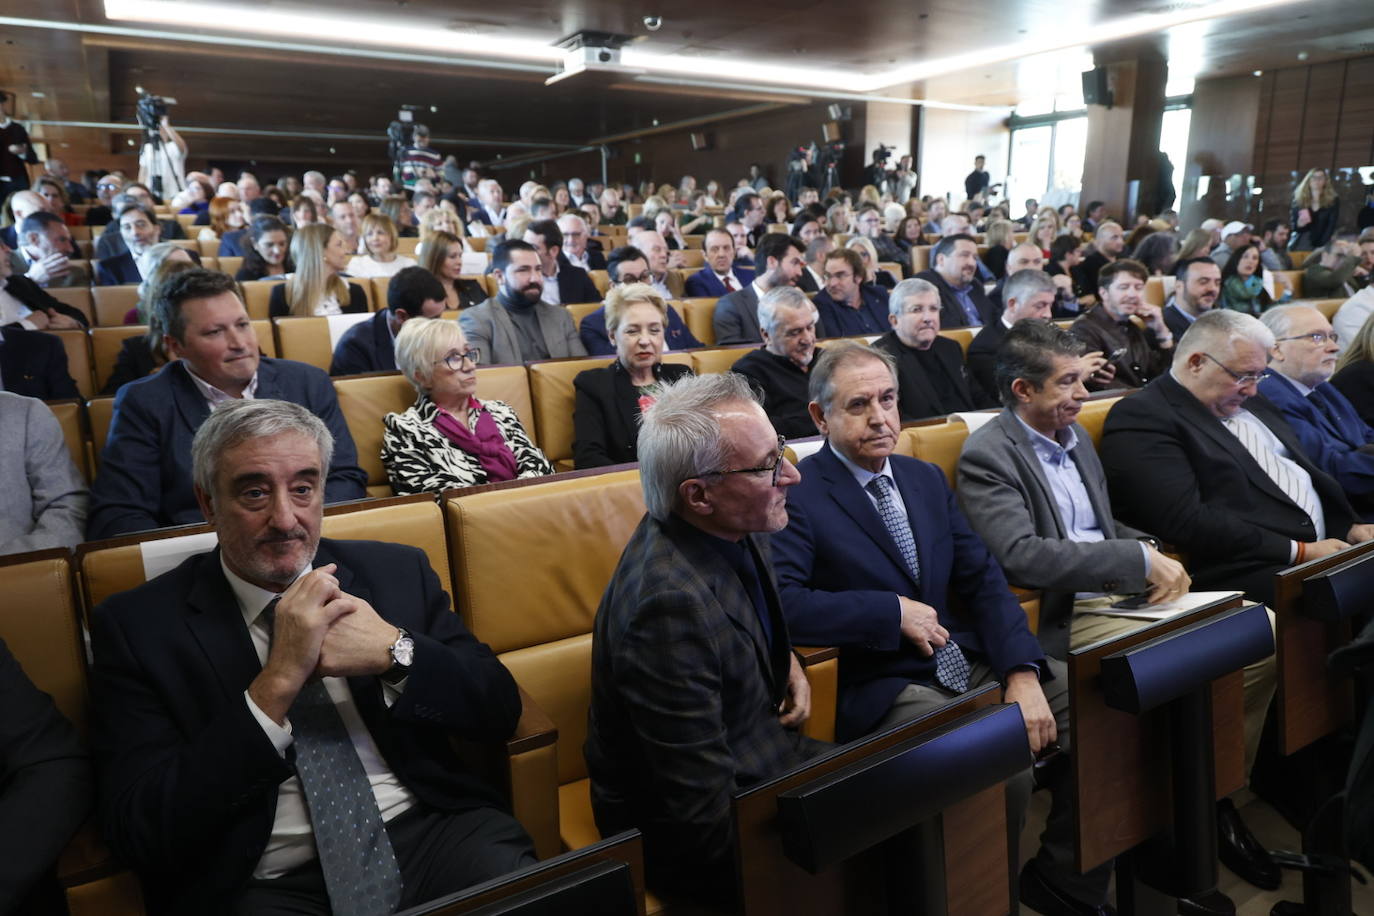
xmin=382 ymin=628 xmax=415 ymax=684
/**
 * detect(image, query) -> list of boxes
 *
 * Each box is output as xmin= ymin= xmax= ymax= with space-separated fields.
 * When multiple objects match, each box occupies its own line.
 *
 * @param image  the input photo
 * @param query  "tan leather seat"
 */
xmin=370 ymin=276 xmax=392 ymax=310
xmin=910 ymin=245 xmax=931 ymax=273
xmin=92 ymin=285 xmax=139 ymax=328
xmin=240 ymin=280 xmax=284 ymax=320
xmin=896 ymin=420 xmax=967 ymax=486
xmin=566 ymin=302 xmax=602 ymax=330
xmin=46 ymin=329 xmax=94 ymax=400
xmin=466 ymin=236 xmax=487 ymax=253
xmin=46 ymin=400 xmax=90 ymax=482
xmin=675 ymin=248 xmax=704 ymax=268
xmin=90 ymin=326 xmax=145 ymax=393
xmin=1312 ymin=298 xmax=1344 ymax=321
xmin=274 ymin=317 xmax=335 ymax=371
xmin=587 ymin=270 xmax=610 ymax=296
xmin=1078 ymin=395 xmax=1124 ymax=448
xmin=677 ymin=297 xmax=717 ymax=346
xmin=217 ymin=256 xmax=243 ymax=276
xmin=334 ymin=366 xmax=535 ymax=496
xmin=939 ymin=327 xmax=976 ymax=356
xmin=1145 ymin=276 xmax=1167 ymax=307
xmin=196 ymin=239 xmax=219 ymax=257
xmin=86 ymin=398 xmax=114 ymax=475
xmin=46 ymin=286 xmax=94 ymax=325
xmin=1275 ymin=270 xmax=1303 ymax=299
xmin=688 ymin=345 xmax=752 ymax=375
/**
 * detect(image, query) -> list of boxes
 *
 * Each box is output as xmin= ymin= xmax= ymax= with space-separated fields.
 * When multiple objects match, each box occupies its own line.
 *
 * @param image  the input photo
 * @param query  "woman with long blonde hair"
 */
xmin=1291 ymin=167 xmax=1339 ymax=249
xmin=268 ymin=223 xmax=367 ymax=317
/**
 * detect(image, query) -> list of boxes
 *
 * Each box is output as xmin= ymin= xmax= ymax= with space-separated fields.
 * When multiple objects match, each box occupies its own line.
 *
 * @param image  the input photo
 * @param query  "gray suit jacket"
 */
xmin=0 ymin=392 xmax=87 ymax=555
xmin=956 ymin=408 xmax=1149 ymax=658
xmin=458 ymin=297 xmax=586 ymax=366
xmin=712 ymin=286 xmax=762 ymax=346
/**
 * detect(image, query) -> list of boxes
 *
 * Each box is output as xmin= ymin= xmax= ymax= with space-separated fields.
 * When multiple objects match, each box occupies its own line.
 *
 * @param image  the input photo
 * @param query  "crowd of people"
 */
xmin=6 ymin=101 xmax=1374 ymax=915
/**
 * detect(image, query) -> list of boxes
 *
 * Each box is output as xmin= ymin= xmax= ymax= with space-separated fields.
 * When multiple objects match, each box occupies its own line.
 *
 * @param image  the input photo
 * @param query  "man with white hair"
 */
xmin=567 ymin=177 xmax=590 ymax=209
xmin=1258 ymin=304 xmax=1374 ymax=517
xmin=731 ymin=287 xmax=824 ymax=438
xmin=586 ymin=372 xmax=820 ymax=904
xmin=966 ymin=269 xmax=1058 ymax=395
xmin=556 ymin=212 xmax=605 ymax=270
xmin=874 ymin=278 xmax=992 ymax=421
xmin=471 ymin=179 xmax=506 ymax=228
xmin=1099 ymin=308 xmax=1374 ymax=603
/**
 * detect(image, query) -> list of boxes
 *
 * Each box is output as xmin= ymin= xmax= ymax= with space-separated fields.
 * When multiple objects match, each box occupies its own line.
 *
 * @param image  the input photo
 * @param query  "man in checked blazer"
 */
xmin=585 ymin=372 xmax=824 ymax=905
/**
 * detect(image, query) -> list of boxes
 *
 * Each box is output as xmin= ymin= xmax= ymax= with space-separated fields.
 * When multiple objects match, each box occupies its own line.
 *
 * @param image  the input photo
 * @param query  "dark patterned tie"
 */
xmin=866 ymin=477 xmax=972 ymax=693
xmin=261 ymin=598 xmax=403 ymax=916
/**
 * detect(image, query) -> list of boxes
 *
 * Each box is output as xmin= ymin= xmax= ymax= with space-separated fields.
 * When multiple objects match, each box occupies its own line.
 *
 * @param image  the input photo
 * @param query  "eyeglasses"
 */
xmin=1201 ymin=352 xmax=1269 ymax=387
xmin=1275 ymin=331 xmax=1339 ymax=346
xmin=616 ymin=272 xmax=651 ymax=285
xmin=435 ymin=348 xmax=480 ymax=371
xmin=699 ymin=435 xmax=788 ymax=487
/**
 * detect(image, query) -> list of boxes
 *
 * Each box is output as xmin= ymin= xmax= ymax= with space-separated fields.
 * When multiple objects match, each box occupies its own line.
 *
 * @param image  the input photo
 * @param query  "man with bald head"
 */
xmin=628 ymin=228 xmax=685 ymax=300
xmin=1072 ymin=220 xmax=1125 ymax=303
xmin=0 ymin=189 xmax=43 ymax=250
xmin=1258 ymin=304 xmax=1374 ymax=518
xmin=988 ymin=241 xmax=1047 ymax=310
xmin=1100 ymin=309 xmax=1374 ymax=602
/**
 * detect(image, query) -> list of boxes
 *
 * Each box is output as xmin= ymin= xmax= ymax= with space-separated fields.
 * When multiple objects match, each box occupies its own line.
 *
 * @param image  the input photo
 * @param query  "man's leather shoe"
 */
xmin=1019 ymin=859 xmax=1116 ymax=916
xmin=1217 ymin=798 xmax=1282 ymax=890
xmin=1177 ymin=889 xmax=1235 ymax=915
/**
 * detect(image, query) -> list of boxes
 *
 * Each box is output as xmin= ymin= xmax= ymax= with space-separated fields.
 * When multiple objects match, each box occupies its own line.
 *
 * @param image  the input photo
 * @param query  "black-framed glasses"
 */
xmin=1275 ymin=331 xmax=1339 ymax=346
xmin=435 ymin=348 xmax=480 ymax=371
xmin=699 ymin=435 xmax=788 ymax=487
xmin=1201 ymin=352 xmax=1268 ymax=387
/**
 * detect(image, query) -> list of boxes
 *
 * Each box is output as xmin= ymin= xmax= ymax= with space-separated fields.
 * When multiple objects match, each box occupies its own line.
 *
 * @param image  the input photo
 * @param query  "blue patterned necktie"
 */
xmin=261 ymin=598 xmax=403 ymax=916
xmin=865 ymin=476 xmax=972 ymax=693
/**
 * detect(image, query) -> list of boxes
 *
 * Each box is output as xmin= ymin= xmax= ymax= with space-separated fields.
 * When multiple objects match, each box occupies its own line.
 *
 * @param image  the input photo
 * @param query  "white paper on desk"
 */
xmin=140 ymin=532 xmax=219 ymax=581
xmin=952 ymin=411 xmax=998 ymax=434
xmin=1088 ymin=590 xmax=1243 ymax=621
xmin=461 ymin=251 xmax=490 ymax=275
xmin=326 ymin=312 xmax=374 ymax=350
xmin=1262 ymin=269 xmax=1276 ymax=299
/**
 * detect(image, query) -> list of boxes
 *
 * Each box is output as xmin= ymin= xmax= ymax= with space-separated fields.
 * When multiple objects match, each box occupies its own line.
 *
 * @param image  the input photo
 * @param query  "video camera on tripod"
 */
xmin=134 ymin=88 xmax=180 ymax=200
xmin=386 ymin=105 xmax=422 ymax=183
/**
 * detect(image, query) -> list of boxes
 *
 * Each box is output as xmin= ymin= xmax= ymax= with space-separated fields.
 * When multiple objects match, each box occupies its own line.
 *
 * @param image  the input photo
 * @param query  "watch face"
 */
xmin=393 ymin=636 xmax=415 ymax=667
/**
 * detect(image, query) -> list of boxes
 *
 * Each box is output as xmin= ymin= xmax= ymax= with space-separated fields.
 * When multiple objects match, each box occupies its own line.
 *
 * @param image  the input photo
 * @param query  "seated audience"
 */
xmin=1099 ymin=309 xmax=1374 ymax=602
xmin=458 ymin=240 xmax=586 ymax=365
xmin=853 ymin=204 xmax=909 ymax=276
xmin=1132 ymin=230 xmax=1179 ymax=277
xmin=1260 ymin=220 xmax=1293 ymax=271
xmin=0 ymin=239 xmax=87 ymax=329
xmin=1333 ymin=308 xmax=1374 ymax=425
xmin=573 ymin=283 xmax=694 ymax=468
xmin=99 ymin=258 xmax=187 ymax=395
xmin=556 ymin=212 xmax=605 ymax=271
xmin=348 ymin=190 xmax=371 ymax=222
xmin=846 ymin=235 xmax=898 ymax=291
xmin=814 ymin=247 xmax=887 ymax=336
xmin=579 ymin=246 xmax=701 ymax=355
xmin=418 ymin=230 xmax=487 ymax=312
xmin=0 ymin=323 xmax=79 ymax=400
xmin=200 ymin=195 xmax=245 ymax=245
xmin=1071 ymin=220 xmax=1125 ymax=301
xmin=1029 ymin=214 xmax=1058 ymax=257
xmin=982 ymin=218 xmax=1015 ymax=279
xmin=96 ymin=201 xmax=162 ymax=285
xmin=522 ymin=218 xmax=599 ymax=305
xmin=331 ymin=265 xmax=445 ymax=376
xmin=383 ymin=316 xmax=551 ymax=491
xmin=415 ymin=205 xmax=462 ymax=260
xmin=1070 ymin=259 xmax=1173 ymax=390
xmin=914 ymin=233 xmax=996 ymax=329
xmin=1305 ymin=240 xmax=1367 ymax=300
xmin=790 ymin=213 xmax=824 ymax=247
xmin=1221 ymin=243 xmax=1281 ymax=315
xmin=328 ymin=199 xmax=362 ymax=256
xmin=1164 ymin=257 xmax=1222 ymax=340
xmin=88 ymin=268 xmax=365 ymax=538
xmin=31 ymin=175 xmax=80 ymax=228
xmin=1259 ymin=304 xmax=1374 ymax=518
xmin=873 ymin=277 xmax=992 ymax=420
xmin=346 ymin=212 xmax=418 ymax=279
xmin=234 ymin=215 xmax=292 ymax=281
xmin=95 ymin=186 xmax=186 ymax=261
xmin=713 ymin=233 xmax=806 ymax=345
xmin=127 ymin=242 xmax=197 ymax=324
xmin=731 ymin=287 xmax=824 ymax=439
xmin=86 ymin=174 xmax=123 ymax=227
xmin=769 ymin=341 xmax=1102 ymax=912
xmin=0 ymin=391 xmax=87 ymax=554
xmin=685 ymin=227 xmax=754 ymax=298
xmin=269 ymin=223 xmax=369 ymax=317
xmin=90 ymin=398 xmax=535 ymax=914
xmin=957 ymin=321 xmax=1277 ymax=897
xmin=798 ymin=234 xmax=832 ymax=294
xmin=378 ymin=194 xmax=417 ymax=238
xmin=289 ymin=194 xmax=318 ymax=228
xmin=15 ymin=210 xmax=89 ymax=288
xmin=586 ymin=372 xmax=821 ymax=904
xmin=1178 ymin=227 xmax=1214 ymax=262
xmin=966 ymin=269 xmax=1057 ymax=395
xmin=628 ymin=228 xmax=685 ymax=300
xmin=1210 ymin=221 xmax=1252 ymax=267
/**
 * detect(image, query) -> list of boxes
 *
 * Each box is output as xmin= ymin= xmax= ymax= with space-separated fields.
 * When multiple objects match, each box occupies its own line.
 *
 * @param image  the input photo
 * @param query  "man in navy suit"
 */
xmin=96 ymin=201 xmax=161 ymax=286
xmin=0 ymin=326 xmax=79 ymax=400
xmin=89 ymin=268 xmax=366 ymax=539
xmin=522 ymin=219 xmax=600 ymax=305
xmin=684 ymin=228 xmax=754 ymax=298
xmin=579 ymin=246 xmax=701 ymax=356
xmin=556 ymin=213 xmax=605 ymax=271
xmin=1259 ymin=304 xmax=1374 ymax=518
xmin=90 ymin=399 xmax=533 ymax=914
xmin=331 ymin=266 xmax=446 ymax=376
xmin=812 ymin=248 xmax=888 ymax=337
xmin=771 ymin=341 xmax=1112 ymax=916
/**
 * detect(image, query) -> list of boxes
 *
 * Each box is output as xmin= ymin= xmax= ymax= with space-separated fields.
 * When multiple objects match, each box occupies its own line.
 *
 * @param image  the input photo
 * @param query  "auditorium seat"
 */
xmin=1144 ymin=276 xmax=1168 ymax=307
xmin=682 ymin=234 xmax=704 ymax=249
xmin=217 ymin=256 xmax=243 ymax=276
xmin=566 ymin=302 xmax=601 ymax=330
xmin=46 ymin=286 xmax=95 ymax=326
xmin=396 ymin=237 xmax=419 ymax=255
xmin=47 ymin=328 xmax=94 ymax=400
xmin=941 ymin=327 xmax=977 ymax=355
xmin=1077 ymin=393 xmax=1126 ymax=447
xmin=46 ymin=400 xmax=90 ymax=482
xmin=370 ymin=276 xmax=391 ymax=309
xmin=1275 ymin=270 xmax=1303 ymax=299
xmin=333 ymin=366 xmax=535 ymax=496
xmin=174 ymin=213 xmax=195 ymax=229
xmin=91 ymin=286 xmax=139 ymax=328
xmin=527 ymin=354 xmax=693 ymax=471
xmin=195 ymin=239 xmax=219 ymax=257
xmin=587 ymin=270 xmax=609 ymax=296
xmin=273 ymin=314 xmax=373 ymax=371
xmin=676 ymin=297 xmax=717 ymax=346
xmin=240 ymin=279 xmax=286 ymax=319
xmin=911 ymin=245 xmax=931 ymax=273
xmin=68 ymin=225 xmax=92 ymax=241
xmin=169 ymin=240 xmax=198 ymax=253
xmin=878 ymin=260 xmax=902 ymax=279
xmin=675 ymin=248 xmax=704 ymax=268
xmin=1312 ymin=298 xmax=1344 ymax=320
xmin=688 ymin=344 xmax=752 ymax=375
xmin=896 ymin=419 xmax=967 ymax=486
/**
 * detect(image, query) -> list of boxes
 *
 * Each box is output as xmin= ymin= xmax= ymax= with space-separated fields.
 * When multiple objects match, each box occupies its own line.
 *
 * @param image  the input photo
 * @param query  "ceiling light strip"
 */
xmin=24 ymin=119 xmax=584 ymax=149
xmin=630 ymin=76 xmax=1010 ymax=113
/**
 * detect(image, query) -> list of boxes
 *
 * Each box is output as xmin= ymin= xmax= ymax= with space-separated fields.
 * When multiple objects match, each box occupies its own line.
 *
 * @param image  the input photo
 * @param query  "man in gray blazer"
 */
xmin=0 ymin=391 xmax=87 ymax=555
xmin=459 ymin=239 xmax=586 ymax=365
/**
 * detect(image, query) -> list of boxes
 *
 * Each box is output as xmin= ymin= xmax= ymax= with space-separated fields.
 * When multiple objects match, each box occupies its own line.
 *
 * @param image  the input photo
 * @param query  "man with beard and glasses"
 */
xmin=1070 ymin=259 xmax=1174 ymax=391
xmin=458 ymin=239 xmax=585 ymax=366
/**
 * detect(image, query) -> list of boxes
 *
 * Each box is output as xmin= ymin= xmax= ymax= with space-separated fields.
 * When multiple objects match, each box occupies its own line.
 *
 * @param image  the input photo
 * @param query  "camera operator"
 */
xmin=889 ymin=154 xmax=917 ymax=203
xmin=1 ymin=90 xmax=39 ymax=195
xmin=137 ymin=107 xmax=187 ymax=204
xmin=399 ymin=123 xmax=441 ymax=190
xmin=864 ymin=146 xmax=893 ymax=191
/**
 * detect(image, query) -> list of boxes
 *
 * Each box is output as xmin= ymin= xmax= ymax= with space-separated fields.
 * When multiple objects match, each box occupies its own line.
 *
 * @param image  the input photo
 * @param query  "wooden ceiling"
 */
xmin=3 ymin=0 xmax=1372 ymax=171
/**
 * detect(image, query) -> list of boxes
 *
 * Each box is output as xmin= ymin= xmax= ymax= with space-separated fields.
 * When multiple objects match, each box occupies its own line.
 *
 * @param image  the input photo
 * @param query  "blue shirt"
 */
xmin=951 ymin=282 xmax=983 ymax=327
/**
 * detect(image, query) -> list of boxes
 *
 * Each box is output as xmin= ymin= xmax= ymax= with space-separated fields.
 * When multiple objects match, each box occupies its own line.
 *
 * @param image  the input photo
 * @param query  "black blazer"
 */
xmin=267 ymin=281 xmax=369 ymax=318
xmin=100 ymin=335 xmax=162 ymax=395
xmin=1332 ymin=361 xmax=1374 ymax=429
xmin=95 ymin=251 xmax=140 ymax=286
xmin=2 ymin=275 xmax=89 ymax=328
xmin=573 ymin=361 xmax=693 ymax=468
xmin=89 ymin=539 xmax=522 ymax=914
xmin=555 ymin=254 xmax=602 ymax=305
xmin=872 ymin=330 xmax=989 ymax=422
xmin=330 ymin=309 xmax=395 ymax=376
xmin=1098 ymin=372 xmax=1357 ymax=602
xmin=0 ymin=327 xmax=79 ymax=400
xmin=964 ymin=318 xmax=1008 ymax=397
xmin=914 ymin=269 xmax=997 ymax=329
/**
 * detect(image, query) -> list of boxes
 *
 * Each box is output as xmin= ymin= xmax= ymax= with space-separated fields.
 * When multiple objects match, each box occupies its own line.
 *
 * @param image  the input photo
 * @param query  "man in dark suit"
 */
xmin=769 ymin=342 xmax=1107 ymax=914
xmin=1 ymin=239 xmax=87 ymax=329
xmin=0 ymin=326 xmax=80 ymax=400
xmin=1071 ymin=220 xmax=1124 ymax=303
xmin=1099 ymin=309 xmax=1374 ymax=604
xmin=586 ymin=372 xmax=822 ymax=904
xmin=0 ymin=637 xmax=93 ymax=913
xmin=797 ymin=235 xmax=831 ymax=294
xmin=88 ymin=269 xmax=366 ymax=540
xmin=15 ymin=211 xmax=90 ymax=289
xmin=915 ymin=233 xmax=997 ymax=329
xmin=1260 ymin=304 xmax=1374 ymax=517
xmin=522 ymin=219 xmax=600 ymax=305
xmin=731 ymin=287 xmax=824 ymax=439
xmin=873 ymin=278 xmax=992 ymax=422
xmin=712 ymin=232 xmax=805 ymax=346
xmin=684 ymin=227 xmax=754 ymax=298
xmin=813 ymin=248 xmax=888 ymax=337
xmin=94 ymin=187 xmax=186 ymax=261
xmin=90 ymin=399 xmax=534 ymax=915
xmin=959 ymin=320 xmax=1280 ymax=898
xmin=555 ymin=212 xmax=605 ymax=271
xmin=331 ymin=266 xmax=446 ymax=377
xmin=578 ymin=246 xmax=701 ymax=357
xmin=966 ymin=269 xmax=1057 ymax=396
xmin=1069 ymin=259 xmax=1174 ymax=391
xmin=1164 ymin=258 xmax=1221 ymax=342
xmin=96 ymin=201 xmax=161 ymax=286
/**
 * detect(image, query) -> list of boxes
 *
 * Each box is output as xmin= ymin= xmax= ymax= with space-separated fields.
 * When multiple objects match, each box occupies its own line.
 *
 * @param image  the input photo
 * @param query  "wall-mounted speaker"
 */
xmin=1082 ymin=67 xmax=1113 ymax=107
xmin=689 ymin=131 xmax=713 ymax=151
xmin=826 ymin=103 xmax=851 ymax=122
xmin=821 ymin=120 xmax=842 ymax=143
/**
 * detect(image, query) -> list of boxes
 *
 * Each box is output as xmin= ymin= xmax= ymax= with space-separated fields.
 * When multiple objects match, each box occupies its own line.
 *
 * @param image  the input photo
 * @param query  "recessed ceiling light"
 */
xmin=30 ymin=91 xmax=46 ymax=98
xmin=1253 ymin=69 xmax=1262 ymax=76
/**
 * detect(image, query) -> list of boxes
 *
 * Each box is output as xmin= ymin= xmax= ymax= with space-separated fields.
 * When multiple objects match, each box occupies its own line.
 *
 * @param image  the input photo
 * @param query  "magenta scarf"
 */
xmin=432 ymin=398 xmax=519 ymax=482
